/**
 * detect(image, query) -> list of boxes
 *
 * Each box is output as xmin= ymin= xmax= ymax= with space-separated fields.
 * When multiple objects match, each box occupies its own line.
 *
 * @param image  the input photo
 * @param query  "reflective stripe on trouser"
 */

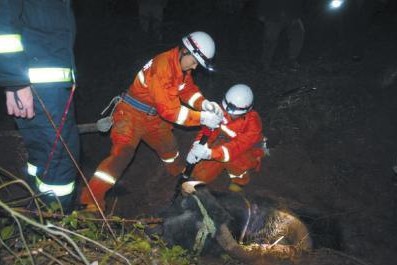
xmin=80 ymin=102 xmax=183 ymax=207
xmin=111 ymin=102 xmax=183 ymax=175
xmin=17 ymin=84 xmax=79 ymax=198
xmin=191 ymin=148 xmax=264 ymax=186
xmin=27 ymin=162 xmax=75 ymax=197
xmin=160 ymin=151 xmax=183 ymax=176
xmin=80 ymin=143 xmax=135 ymax=208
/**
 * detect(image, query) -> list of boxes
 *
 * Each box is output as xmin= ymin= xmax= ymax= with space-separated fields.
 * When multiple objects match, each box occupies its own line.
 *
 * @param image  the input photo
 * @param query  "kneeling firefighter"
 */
xmin=80 ymin=31 xmax=224 ymax=212
xmin=187 ymin=84 xmax=267 ymax=192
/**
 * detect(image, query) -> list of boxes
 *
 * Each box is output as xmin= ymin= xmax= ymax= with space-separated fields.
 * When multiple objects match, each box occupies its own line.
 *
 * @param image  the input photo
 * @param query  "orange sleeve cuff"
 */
xmin=184 ymin=110 xmax=201 ymax=126
xmin=194 ymin=97 xmax=205 ymax=111
xmin=211 ymin=147 xmax=224 ymax=161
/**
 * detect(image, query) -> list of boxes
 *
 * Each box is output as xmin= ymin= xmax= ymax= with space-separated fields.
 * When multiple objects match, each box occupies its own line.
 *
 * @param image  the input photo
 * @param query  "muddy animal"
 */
xmin=153 ymin=181 xmax=313 ymax=265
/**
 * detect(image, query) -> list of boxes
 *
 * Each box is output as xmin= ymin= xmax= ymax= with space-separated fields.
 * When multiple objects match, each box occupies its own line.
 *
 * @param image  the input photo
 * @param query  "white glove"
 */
xmin=186 ymin=142 xmax=212 ymax=164
xmin=200 ymin=111 xmax=222 ymax=129
xmin=186 ymin=141 xmax=200 ymax=164
xmin=202 ymin=99 xmax=224 ymax=118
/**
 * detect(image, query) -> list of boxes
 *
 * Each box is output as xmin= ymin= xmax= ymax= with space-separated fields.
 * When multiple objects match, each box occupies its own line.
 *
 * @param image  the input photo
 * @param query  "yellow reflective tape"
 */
xmin=27 ymin=162 xmax=38 ymax=177
xmin=188 ymin=92 xmax=202 ymax=107
xmin=176 ymin=106 xmax=189 ymax=125
xmin=0 ymin=34 xmax=23 ymax=53
xmin=28 ymin=68 xmax=72 ymax=83
xmin=161 ymin=151 xmax=179 ymax=163
xmin=36 ymin=178 xmax=75 ymax=197
xmin=94 ymin=171 xmax=116 ymax=185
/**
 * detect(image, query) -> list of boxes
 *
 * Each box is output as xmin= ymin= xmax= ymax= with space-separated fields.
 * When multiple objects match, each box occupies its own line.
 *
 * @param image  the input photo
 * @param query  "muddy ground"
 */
xmin=1 ymin=2 xmax=397 ymax=265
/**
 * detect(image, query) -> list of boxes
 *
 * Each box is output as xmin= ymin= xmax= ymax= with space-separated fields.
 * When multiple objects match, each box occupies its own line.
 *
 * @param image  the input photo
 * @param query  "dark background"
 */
xmin=1 ymin=0 xmax=397 ymax=264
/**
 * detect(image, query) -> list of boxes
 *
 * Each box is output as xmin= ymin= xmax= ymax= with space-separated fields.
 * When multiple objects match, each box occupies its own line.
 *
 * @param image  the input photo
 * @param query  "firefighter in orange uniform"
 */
xmin=80 ymin=31 xmax=223 ymax=211
xmin=187 ymin=84 xmax=266 ymax=192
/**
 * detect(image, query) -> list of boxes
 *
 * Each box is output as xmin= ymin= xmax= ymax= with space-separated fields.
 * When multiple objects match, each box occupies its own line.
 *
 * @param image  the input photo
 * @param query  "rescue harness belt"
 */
xmin=122 ymin=93 xmax=157 ymax=115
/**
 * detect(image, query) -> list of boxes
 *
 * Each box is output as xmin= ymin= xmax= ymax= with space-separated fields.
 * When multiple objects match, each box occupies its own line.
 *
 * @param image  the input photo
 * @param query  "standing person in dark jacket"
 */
xmin=0 ymin=0 xmax=80 ymax=212
xmin=256 ymin=0 xmax=305 ymax=71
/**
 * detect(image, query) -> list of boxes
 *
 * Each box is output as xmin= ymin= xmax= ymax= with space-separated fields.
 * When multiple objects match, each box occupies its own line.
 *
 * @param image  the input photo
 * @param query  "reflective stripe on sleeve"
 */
xmin=93 ymin=171 xmax=117 ymax=185
xmin=229 ymin=171 xmax=247 ymax=179
xmin=36 ymin=178 xmax=75 ymax=197
xmin=0 ymin=34 xmax=23 ymax=53
xmin=137 ymin=70 xmax=147 ymax=87
xmin=28 ymin=68 xmax=72 ymax=83
xmin=176 ymin=106 xmax=190 ymax=125
xmin=188 ymin=92 xmax=202 ymax=108
xmin=221 ymin=146 xmax=230 ymax=162
xmin=220 ymin=124 xmax=237 ymax=138
xmin=161 ymin=151 xmax=180 ymax=163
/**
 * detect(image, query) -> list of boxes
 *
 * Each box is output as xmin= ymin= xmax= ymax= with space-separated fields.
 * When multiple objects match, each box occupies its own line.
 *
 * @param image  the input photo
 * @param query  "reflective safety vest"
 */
xmin=27 ymin=162 xmax=75 ymax=197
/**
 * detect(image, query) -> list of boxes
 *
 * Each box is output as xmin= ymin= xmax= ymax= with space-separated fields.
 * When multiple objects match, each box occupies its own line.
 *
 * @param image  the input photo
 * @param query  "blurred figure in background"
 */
xmin=137 ymin=0 xmax=168 ymax=41
xmin=256 ymin=0 xmax=305 ymax=71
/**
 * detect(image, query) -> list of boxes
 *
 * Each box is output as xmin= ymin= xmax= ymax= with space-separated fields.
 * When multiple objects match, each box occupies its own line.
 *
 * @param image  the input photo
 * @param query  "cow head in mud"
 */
xmin=154 ymin=181 xmax=313 ymax=265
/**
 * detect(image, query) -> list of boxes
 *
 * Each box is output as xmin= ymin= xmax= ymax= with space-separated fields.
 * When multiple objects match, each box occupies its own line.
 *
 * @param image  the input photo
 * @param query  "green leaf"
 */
xmin=1 ymin=225 xmax=14 ymax=240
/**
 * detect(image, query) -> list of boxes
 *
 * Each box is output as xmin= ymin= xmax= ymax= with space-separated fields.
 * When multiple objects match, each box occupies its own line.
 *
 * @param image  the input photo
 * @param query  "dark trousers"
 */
xmin=15 ymin=84 xmax=80 ymax=210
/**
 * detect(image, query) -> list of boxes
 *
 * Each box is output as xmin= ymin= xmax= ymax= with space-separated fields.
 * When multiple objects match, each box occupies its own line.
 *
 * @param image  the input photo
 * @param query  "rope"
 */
xmin=192 ymin=195 xmax=216 ymax=255
xmin=100 ymin=95 xmax=122 ymax=116
xmin=31 ymin=86 xmax=118 ymax=242
xmin=238 ymin=196 xmax=252 ymax=243
xmin=42 ymin=84 xmax=76 ymax=179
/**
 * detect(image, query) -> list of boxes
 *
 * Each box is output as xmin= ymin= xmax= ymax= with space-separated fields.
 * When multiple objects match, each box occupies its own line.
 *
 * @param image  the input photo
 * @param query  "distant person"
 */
xmin=137 ymin=0 xmax=168 ymax=41
xmin=0 ymin=0 xmax=80 ymax=212
xmin=213 ymin=0 xmax=248 ymax=53
xmin=256 ymin=0 xmax=305 ymax=71
xmin=80 ymin=31 xmax=223 ymax=212
xmin=186 ymin=84 xmax=266 ymax=192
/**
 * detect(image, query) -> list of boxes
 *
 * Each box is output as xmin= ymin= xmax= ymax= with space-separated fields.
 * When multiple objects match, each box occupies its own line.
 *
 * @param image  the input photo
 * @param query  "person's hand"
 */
xmin=200 ymin=111 xmax=222 ymax=129
xmin=5 ymin=86 xmax=35 ymax=119
xmin=186 ymin=146 xmax=200 ymax=164
xmin=191 ymin=142 xmax=212 ymax=161
xmin=182 ymin=181 xmax=206 ymax=195
xmin=202 ymin=99 xmax=224 ymax=118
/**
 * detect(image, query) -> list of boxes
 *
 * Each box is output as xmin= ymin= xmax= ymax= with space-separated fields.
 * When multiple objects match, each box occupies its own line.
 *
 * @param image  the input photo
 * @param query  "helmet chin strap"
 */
xmin=179 ymin=48 xmax=191 ymax=62
xmin=179 ymin=48 xmax=191 ymax=73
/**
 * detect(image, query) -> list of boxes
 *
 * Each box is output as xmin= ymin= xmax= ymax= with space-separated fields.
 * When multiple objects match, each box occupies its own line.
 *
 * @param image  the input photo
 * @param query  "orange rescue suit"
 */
xmin=80 ymin=47 xmax=206 ymax=210
xmin=192 ymin=110 xmax=265 ymax=186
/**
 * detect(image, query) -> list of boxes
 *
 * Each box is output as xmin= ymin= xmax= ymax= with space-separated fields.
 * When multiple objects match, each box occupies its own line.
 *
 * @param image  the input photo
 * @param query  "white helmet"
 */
xmin=182 ymin=31 xmax=215 ymax=71
xmin=222 ymin=84 xmax=254 ymax=115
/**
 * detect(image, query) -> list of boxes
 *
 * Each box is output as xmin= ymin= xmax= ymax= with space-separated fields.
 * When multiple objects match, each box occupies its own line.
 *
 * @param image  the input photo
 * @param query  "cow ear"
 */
xmin=181 ymin=181 xmax=206 ymax=195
